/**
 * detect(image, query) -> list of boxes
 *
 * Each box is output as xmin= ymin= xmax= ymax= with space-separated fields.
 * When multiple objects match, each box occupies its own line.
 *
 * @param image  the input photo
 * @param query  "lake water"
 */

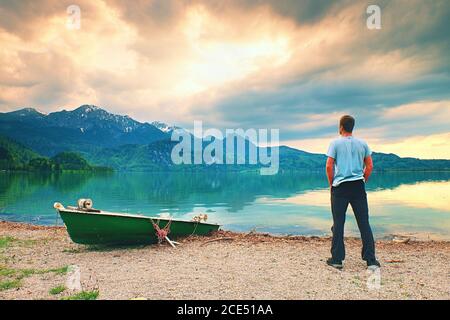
xmin=1 ymin=171 xmax=449 ymax=240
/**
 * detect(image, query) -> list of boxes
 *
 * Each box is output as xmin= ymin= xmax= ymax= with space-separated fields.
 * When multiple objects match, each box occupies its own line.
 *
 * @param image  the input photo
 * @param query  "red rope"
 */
xmin=151 ymin=219 xmax=172 ymax=244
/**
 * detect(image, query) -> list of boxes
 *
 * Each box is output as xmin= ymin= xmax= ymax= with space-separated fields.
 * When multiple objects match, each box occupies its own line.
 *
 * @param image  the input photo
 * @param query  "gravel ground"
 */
xmin=0 ymin=221 xmax=449 ymax=300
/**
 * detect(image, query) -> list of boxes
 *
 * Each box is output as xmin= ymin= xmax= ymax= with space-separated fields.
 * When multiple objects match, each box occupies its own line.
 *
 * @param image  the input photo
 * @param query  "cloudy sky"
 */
xmin=0 ymin=0 xmax=449 ymax=158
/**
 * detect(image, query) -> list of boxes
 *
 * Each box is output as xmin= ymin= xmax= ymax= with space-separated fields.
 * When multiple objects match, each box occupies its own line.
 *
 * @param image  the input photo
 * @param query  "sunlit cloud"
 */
xmin=287 ymin=131 xmax=450 ymax=160
xmin=369 ymin=132 xmax=450 ymax=160
xmin=0 ymin=0 xmax=449 ymax=158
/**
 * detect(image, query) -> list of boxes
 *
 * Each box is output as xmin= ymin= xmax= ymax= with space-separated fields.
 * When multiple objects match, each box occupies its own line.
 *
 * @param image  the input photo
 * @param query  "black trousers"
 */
xmin=330 ymin=179 xmax=375 ymax=261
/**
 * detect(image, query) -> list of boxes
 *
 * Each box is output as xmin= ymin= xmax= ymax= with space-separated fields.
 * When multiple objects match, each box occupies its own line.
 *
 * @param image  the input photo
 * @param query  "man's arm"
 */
xmin=364 ymin=155 xmax=373 ymax=182
xmin=326 ymin=157 xmax=335 ymax=188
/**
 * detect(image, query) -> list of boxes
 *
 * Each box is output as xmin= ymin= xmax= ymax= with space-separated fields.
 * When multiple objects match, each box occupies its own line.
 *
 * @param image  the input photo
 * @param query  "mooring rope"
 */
xmin=150 ymin=218 xmax=172 ymax=244
xmin=187 ymin=220 xmax=199 ymax=239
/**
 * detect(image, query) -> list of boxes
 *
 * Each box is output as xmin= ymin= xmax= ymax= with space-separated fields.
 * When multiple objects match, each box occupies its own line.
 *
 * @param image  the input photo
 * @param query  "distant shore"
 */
xmin=0 ymin=221 xmax=448 ymax=300
xmin=3 ymin=168 xmax=450 ymax=173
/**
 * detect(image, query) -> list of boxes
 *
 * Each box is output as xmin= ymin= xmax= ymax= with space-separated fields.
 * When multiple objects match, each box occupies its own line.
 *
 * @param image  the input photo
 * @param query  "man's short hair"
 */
xmin=340 ymin=115 xmax=355 ymax=133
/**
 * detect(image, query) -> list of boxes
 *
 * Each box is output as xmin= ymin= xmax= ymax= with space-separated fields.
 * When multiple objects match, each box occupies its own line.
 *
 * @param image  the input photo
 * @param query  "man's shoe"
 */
xmin=326 ymin=258 xmax=343 ymax=269
xmin=367 ymin=259 xmax=381 ymax=270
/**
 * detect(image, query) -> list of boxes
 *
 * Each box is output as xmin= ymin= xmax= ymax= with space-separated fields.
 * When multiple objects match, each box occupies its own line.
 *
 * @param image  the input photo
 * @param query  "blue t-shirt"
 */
xmin=327 ymin=136 xmax=371 ymax=187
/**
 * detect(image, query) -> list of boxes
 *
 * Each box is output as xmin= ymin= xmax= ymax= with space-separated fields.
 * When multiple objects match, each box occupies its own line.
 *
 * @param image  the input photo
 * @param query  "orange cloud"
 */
xmin=0 ymin=0 xmax=448 ymax=156
xmin=288 ymin=131 xmax=450 ymax=160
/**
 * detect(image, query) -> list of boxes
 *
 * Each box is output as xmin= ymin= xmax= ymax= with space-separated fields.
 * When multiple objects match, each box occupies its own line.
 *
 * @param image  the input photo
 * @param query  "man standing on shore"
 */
xmin=325 ymin=115 xmax=380 ymax=270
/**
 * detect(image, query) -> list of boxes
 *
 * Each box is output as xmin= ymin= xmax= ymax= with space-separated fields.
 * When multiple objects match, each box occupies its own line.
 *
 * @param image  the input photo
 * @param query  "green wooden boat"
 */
xmin=54 ymin=200 xmax=220 ymax=245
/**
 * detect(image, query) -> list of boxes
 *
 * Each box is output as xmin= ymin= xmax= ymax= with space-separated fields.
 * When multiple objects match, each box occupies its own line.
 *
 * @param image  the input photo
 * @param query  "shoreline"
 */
xmin=1 ymin=221 xmax=449 ymax=300
xmin=1 ymin=219 xmax=448 ymax=242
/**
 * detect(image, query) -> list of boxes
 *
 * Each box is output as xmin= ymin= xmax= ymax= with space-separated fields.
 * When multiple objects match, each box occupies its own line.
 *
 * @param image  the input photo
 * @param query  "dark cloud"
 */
xmin=0 ymin=0 xmax=102 ymax=40
xmin=179 ymin=0 xmax=450 ymax=141
xmin=108 ymin=0 xmax=350 ymax=30
xmin=194 ymin=70 xmax=450 ymax=140
xmin=197 ymin=0 xmax=351 ymax=24
xmin=0 ymin=0 xmax=449 ymax=148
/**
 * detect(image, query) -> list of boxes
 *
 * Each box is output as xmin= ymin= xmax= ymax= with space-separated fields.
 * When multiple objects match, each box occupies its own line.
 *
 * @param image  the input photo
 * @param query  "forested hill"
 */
xmin=0 ymin=135 xmax=110 ymax=172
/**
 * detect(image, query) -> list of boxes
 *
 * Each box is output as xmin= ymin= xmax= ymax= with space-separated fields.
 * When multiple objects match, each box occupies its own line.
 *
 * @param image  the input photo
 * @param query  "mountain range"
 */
xmin=0 ymin=105 xmax=167 ymax=156
xmin=1 ymin=105 xmax=450 ymax=172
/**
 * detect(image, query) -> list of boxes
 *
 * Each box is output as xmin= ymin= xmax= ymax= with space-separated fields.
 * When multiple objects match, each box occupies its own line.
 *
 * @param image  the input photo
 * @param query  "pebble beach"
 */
xmin=0 ymin=221 xmax=448 ymax=300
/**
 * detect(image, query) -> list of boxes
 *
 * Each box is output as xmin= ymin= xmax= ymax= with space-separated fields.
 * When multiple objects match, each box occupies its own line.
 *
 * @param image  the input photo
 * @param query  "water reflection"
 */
xmin=271 ymin=180 xmax=450 ymax=213
xmin=260 ymin=180 xmax=450 ymax=239
xmin=0 ymin=171 xmax=449 ymax=239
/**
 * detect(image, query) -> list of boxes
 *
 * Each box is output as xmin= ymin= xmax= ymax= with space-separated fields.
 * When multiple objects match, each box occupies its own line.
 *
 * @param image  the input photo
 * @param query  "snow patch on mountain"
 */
xmin=151 ymin=121 xmax=181 ymax=133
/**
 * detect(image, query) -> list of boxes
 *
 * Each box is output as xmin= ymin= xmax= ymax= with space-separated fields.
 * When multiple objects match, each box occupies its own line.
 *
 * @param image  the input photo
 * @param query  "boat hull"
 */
xmin=58 ymin=210 xmax=220 ymax=245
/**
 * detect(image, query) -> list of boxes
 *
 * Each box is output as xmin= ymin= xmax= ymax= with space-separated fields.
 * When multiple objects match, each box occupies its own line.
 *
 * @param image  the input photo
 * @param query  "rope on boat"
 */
xmin=187 ymin=221 xmax=199 ymax=239
xmin=184 ymin=213 xmax=207 ymax=239
xmin=150 ymin=218 xmax=172 ymax=244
